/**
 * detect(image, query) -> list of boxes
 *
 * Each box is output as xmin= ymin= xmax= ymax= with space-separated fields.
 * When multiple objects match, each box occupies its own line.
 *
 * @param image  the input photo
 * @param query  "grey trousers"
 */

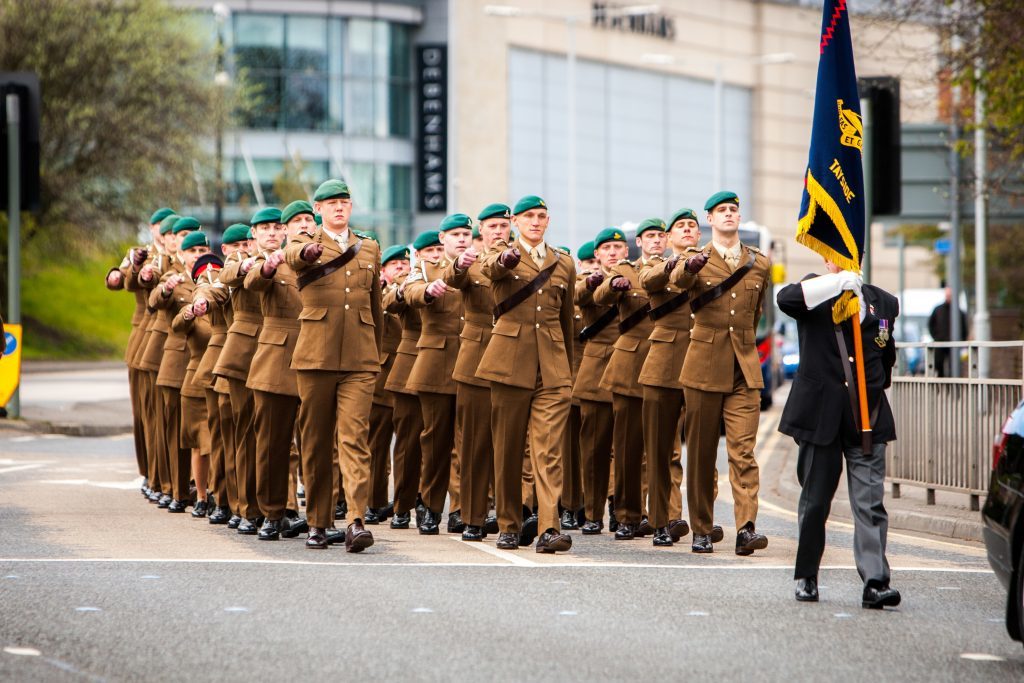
xmin=794 ymin=439 xmax=891 ymax=586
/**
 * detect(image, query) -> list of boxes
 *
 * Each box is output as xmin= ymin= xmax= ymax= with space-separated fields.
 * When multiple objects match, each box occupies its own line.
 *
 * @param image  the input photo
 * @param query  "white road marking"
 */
xmin=10 ymin=436 xmax=36 ymax=442
xmin=687 ymin=611 xmax=709 ymax=616
xmin=834 ymin=613 xmax=853 ymax=618
xmin=75 ymin=607 xmax=101 ymax=612
xmin=960 ymin=653 xmax=1005 ymax=662
xmin=937 ymin=586 xmax=961 ymax=590
xmin=39 ymin=479 xmax=141 ymax=490
xmin=411 ymin=607 xmax=434 ymax=613
xmin=0 ymin=464 xmax=46 ymax=475
xmin=39 ymin=434 xmax=68 ymax=440
xmin=559 ymin=610 xmax=578 ymax=616
xmin=4 ymin=575 xmax=17 ymax=579
xmin=140 ymin=575 xmax=160 ymax=579
xmin=3 ymin=646 xmax=41 ymax=656
xmin=448 ymin=535 xmax=539 ymax=566
xmin=223 ymin=607 xmax=249 ymax=612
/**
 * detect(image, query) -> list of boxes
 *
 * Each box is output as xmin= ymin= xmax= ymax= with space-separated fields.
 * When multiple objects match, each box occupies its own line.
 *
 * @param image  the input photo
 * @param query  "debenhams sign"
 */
xmin=591 ymin=2 xmax=676 ymax=41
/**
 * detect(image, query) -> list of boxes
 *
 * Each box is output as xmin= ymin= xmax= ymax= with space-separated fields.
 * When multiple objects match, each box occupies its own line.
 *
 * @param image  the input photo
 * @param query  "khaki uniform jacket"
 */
xmin=403 ymin=258 xmax=462 ymax=395
xmin=118 ymin=246 xmax=149 ymax=366
xmin=151 ymin=260 xmax=191 ymax=390
xmin=669 ymin=244 xmax=771 ymax=392
xmin=212 ymin=252 xmax=263 ymax=382
xmin=243 ymin=253 xmax=302 ymax=397
xmin=442 ymin=258 xmax=494 ymax=389
xmin=637 ymin=255 xmax=693 ymax=390
xmin=571 ymin=272 xmax=617 ymax=404
xmin=373 ymin=310 xmax=403 ymax=406
xmin=476 ymin=239 xmax=575 ymax=390
xmin=192 ymin=272 xmax=230 ymax=391
xmin=383 ymin=274 xmax=422 ymax=395
xmin=283 ymin=228 xmax=383 ymax=372
xmin=135 ymin=250 xmax=173 ymax=373
xmin=595 ymin=259 xmax=654 ymax=399
xmin=170 ymin=282 xmax=212 ymax=399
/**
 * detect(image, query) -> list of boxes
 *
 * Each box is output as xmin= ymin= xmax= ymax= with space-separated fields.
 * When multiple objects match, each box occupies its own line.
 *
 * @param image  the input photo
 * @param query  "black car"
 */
xmin=982 ymin=398 xmax=1024 ymax=647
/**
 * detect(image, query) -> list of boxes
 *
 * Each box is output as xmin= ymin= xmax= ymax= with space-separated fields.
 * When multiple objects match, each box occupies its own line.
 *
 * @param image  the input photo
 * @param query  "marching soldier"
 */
xmin=637 ymin=208 xmax=702 ymax=547
xmin=594 ymin=218 xmax=668 ymax=540
xmin=443 ymin=203 xmax=512 ymax=541
xmin=477 ymin=195 xmax=575 ymax=553
xmin=573 ymin=231 xmax=623 ymax=535
xmin=668 ymin=191 xmax=771 ymax=555
xmin=383 ymin=232 xmax=437 ymax=530
xmin=283 ymin=179 xmax=383 ymax=553
xmin=560 ymin=244 xmax=586 ymax=530
xmin=403 ymin=214 xmax=473 ymax=534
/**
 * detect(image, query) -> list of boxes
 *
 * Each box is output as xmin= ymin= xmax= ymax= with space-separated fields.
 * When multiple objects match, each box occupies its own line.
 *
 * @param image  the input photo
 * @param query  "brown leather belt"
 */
xmin=578 ymin=306 xmax=618 ymax=342
xmin=297 ymin=240 xmax=363 ymax=291
xmin=493 ymin=258 xmax=559 ymax=320
xmin=617 ymin=302 xmax=652 ymax=334
xmin=689 ymin=254 xmax=755 ymax=314
xmin=649 ymin=291 xmax=690 ymax=321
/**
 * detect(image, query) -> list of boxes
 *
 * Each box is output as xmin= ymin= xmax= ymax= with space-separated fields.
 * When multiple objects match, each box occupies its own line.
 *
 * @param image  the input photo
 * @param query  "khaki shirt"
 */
xmin=595 ymin=259 xmax=653 ymax=399
xmin=637 ymin=255 xmax=694 ymax=390
xmin=382 ymin=273 xmax=422 ymax=396
xmin=571 ymin=271 xmax=617 ymax=404
xmin=443 ymin=257 xmax=494 ymax=389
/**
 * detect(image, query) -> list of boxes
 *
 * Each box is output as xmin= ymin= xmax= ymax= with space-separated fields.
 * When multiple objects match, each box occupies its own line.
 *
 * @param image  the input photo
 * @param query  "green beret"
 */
xmin=413 ymin=230 xmax=441 ymax=251
xmin=594 ymin=227 xmax=627 ymax=249
xmin=471 ymin=226 xmax=480 ymax=239
xmin=704 ymin=190 xmax=739 ymax=212
xmin=478 ymin=203 xmax=511 ymax=221
xmin=669 ymin=208 xmax=699 ymax=226
xmin=250 ymin=207 xmax=282 ymax=226
xmin=439 ymin=213 xmax=472 ymax=232
xmin=281 ymin=200 xmax=314 ymax=224
xmin=180 ymin=231 xmax=209 ymax=251
xmin=636 ymin=217 xmax=667 ymax=237
xmin=221 ymin=224 xmax=250 ymax=244
xmin=314 ymin=213 xmax=322 ymax=225
xmin=246 ymin=228 xmax=254 ymax=239
xmin=313 ymin=179 xmax=350 ymax=202
xmin=577 ymin=240 xmax=595 ymax=261
xmin=150 ymin=207 xmax=175 ymax=224
xmin=513 ymin=195 xmax=547 ymax=215
xmin=173 ymin=216 xmax=201 ymax=233
xmin=382 ymin=244 xmax=411 ymax=265
xmin=158 ymin=214 xmax=181 ymax=235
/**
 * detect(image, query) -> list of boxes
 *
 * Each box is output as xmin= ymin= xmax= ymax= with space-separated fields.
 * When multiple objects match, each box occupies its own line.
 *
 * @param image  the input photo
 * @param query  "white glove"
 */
xmin=836 ymin=270 xmax=863 ymax=298
xmin=801 ymin=271 xmax=866 ymax=321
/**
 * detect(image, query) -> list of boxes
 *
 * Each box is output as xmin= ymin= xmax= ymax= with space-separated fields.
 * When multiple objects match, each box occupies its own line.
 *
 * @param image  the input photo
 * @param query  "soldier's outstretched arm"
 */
xmin=638 ymin=259 xmax=671 ymax=292
xmin=668 ymin=247 xmax=704 ymax=290
xmin=283 ymin=232 xmax=316 ymax=271
xmin=242 ymin=255 xmax=273 ymax=292
xmin=442 ymin=258 xmax=471 ymax=290
xmin=592 ymin=266 xmax=621 ymax=306
xmin=403 ymin=271 xmax=433 ymax=308
xmin=382 ymin=281 xmax=407 ymax=314
xmin=479 ymin=240 xmax=515 ymax=281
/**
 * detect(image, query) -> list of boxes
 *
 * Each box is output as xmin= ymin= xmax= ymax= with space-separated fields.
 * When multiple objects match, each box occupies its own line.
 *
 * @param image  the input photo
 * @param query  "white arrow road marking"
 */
xmin=0 ymin=464 xmax=46 ymax=475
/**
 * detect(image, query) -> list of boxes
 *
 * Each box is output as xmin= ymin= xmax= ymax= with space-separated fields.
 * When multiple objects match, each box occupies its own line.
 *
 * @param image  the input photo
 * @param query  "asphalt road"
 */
xmin=1 ymin=426 xmax=1022 ymax=682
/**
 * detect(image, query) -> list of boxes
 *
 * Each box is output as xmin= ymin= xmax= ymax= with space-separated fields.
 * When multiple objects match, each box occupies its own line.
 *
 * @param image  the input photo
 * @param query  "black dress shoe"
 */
xmin=237 ymin=518 xmax=259 ymax=535
xmin=691 ymin=534 xmax=713 ymax=553
xmin=560 ymin=508 xmax=580 ymax=531
xmin=581 ymin=520 xmax=603 ymax=535
xmin=208 ymin=506 xmax=230 ymax=524
xmin=381 ymin=502 xmax=394 ymax=520
xmin=447 ymin=510 xmax=466 ymax=534
xmin=483 ymin=514 xmax=499 ymax=534
xmin=462 ymin=525 xmax=486 ymax=541
xmin=364 ymin=508 xmax=381 ymax=525
xmin=334 ymin=502 xmax=347 ymax=520
xmin=614 ymin=523 xmax=636 ymax=540
xmin=191 ymin=500 xmax=209 ymax=518
xmin=258 ymin=518 xmax=281 ymax=541
xmin=735 ymin=526 xmax=768 ymax=556
xmin=345 ymin=521 xmax=374 ymax=553
xmin=653 ymin=527 xmax=673 ymax=547
xmin=667 ymin=519 xmax=689 ymax=541
xmin=496 ymin=532 xmax=519 ymax=550
xmin=306 ymin=527 xmax=328 ymax=549
xmin=796 ymin=577 xmax=819 ymax=602
xmin=227 ymin=515 xmax=242 ymax=529
xmin=390 ymin=512 xmax=411 ymax=529
xmin=419 ymin=509 xmax=440 ymax=535
xmin=415 ymin=501 xmax=426 ymax=528
xmin=519 ymin=514 xmax=539 ymax=547
xmin=325 ymin=527 xmax=345 ymax=546
xmin=536 ymin=529 xmax=572 ymax=554
xmin=281 ymin=515 xmax=309 ymax=539
xmin=710 ymin=525 xmax=724 ymax=543
xmin=157 ymin=494 xmax=172 ymax=508
xmin=607 ymin=498 xmax=618 ymax=533
xmin=636 ymin=517 xmax=653 ymax=537
xmin=862 ymin=583 xmax=901 ymax=609
xmin=167 ymin=499 xmax=188 ymax=513
xmin=148 ymin=490 xmax=162 ymax=503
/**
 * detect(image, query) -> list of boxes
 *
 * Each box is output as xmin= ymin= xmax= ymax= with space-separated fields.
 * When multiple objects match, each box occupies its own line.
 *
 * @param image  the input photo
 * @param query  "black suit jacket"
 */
xmin=777 ymin=275 xmax=899 ymax=446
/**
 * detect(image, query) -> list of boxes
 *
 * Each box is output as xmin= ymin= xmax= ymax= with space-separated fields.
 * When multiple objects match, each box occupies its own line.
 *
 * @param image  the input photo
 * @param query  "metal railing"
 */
xmin=888 ymin=341 xmax=1024 ymax=510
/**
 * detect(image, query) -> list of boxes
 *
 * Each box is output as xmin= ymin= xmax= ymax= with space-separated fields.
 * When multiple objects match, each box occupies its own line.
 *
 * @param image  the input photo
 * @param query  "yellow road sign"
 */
xmin=0 ymin=324 xmax=23 ymax=407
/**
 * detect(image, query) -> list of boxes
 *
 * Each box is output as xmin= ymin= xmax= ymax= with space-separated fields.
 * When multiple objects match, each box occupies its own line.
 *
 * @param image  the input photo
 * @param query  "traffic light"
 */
xmin=858 ymin=76 xmax=901 ymax=217
xmin=1 ymin=72 xmax=42 ymax=213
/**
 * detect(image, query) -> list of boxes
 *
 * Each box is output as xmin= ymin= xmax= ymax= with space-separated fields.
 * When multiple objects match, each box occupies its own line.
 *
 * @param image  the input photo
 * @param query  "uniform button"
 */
xmin=690 ymin=313 xmax=695 ymax=319
xmin=706 ymin=280 xmax=711 ymax=285
xmin=537 ymin=289 xmax=542 ymax=295
xmin=535 ymin=323 xmax=540 ymax=329
xmin=474 ymin=280 xmax=480 ymax=284
xmin=730 ymin=310 xmax=735 ymax=315
xmin=514 ymin=275 xmax=520 ymax=280
xmin=460 ymin=316 xmax=465 ymax=321
xmin=731 ymin=293 xmax=737 ymax=299
xmin=345 ymin=287 xmax=350 ymax=293
xmin=848 ymin=356 xmax=854 ymax=363
xmin=755 ymin=284 xmax=760 ymax=289
xmin=536 ymin=306 xmax=542 ymax=311
xmin=344 ymin=304 xmax=350 ymax=310
xmin=844 ymin=381 xmax=849 ymax=387
xmin=729 ymin=326 xmax=734 ymax=331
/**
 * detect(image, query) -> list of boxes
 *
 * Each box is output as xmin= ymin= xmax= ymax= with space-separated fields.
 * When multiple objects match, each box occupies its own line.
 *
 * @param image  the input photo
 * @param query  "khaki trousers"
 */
xmin=368 ymin=402 xmax=394 ymax=509
xmin=253 ymin=390 xmax=299 ymax=521
xmin=205 ymin=389 xmax=226 ymax=508
xmin=490 ymin=379 xmax=568 ymax=536
xmin=455 ymin=381 xmax=493 ymax=526
xmin=561 ymin=403 xmax=584 ymax=512
xmin=296 ymin=369 xmax=375 ymax=529
xmin=217 ymin=390 xmax=239 ymax=515
xmin=579 ymin=399 xmax=613 ymax=523
xmin=683 ymin=364 xmax=761 ymax=535
xmin=642 ymin=385 xmax=684 ymax=528
xmin=417 ymin=391 xmax=456 ymax=514
xmin=391 ymin=392 xmax=424 ymax=515
xmin=227 ymin=377 xmax=259 ymax=520
xmin=128 ymin=367 xmax=148 ymax=478
xmin=139 ymin=371 xmax=165 ymax=494
xmin=611 ymin=393 xmax=645 ymax=525
xmin=159 ymin=386 xmax=191 ymax=502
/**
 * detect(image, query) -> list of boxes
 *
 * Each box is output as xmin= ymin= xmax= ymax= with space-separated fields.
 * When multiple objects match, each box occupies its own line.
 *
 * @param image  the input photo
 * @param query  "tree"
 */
xmin=0 ymin=0 xmax=231 ymax=256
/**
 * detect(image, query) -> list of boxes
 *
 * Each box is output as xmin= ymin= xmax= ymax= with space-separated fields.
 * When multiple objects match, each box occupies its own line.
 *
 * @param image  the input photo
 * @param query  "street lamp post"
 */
xmin=213 ymin=3 xmax=230 ymax=234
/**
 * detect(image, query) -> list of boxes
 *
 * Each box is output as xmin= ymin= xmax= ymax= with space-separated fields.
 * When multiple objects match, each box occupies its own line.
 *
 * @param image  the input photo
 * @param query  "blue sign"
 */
xmin=3 ymin=332 xmax=14 ymax=356
xmin=934 ymin=238 xmax=950 ymax=255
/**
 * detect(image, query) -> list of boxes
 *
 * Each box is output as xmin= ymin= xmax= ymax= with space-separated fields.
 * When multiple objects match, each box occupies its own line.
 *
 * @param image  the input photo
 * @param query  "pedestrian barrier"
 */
xmin=889 ymin=341 xmax=1024 ymax=510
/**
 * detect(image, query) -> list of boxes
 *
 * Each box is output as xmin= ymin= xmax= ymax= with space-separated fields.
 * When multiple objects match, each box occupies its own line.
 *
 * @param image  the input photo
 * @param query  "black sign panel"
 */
xmin=417 ymin=45 xmax=447 ymax=213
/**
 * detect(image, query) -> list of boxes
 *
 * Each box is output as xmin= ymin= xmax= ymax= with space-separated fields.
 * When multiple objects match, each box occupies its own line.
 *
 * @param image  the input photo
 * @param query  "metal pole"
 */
xmin=948 ymin=80 xmax=962 ymax=378
xmin=6 ymin=93 xmax=21 ymax=418
xmin=566 ymin=16 xmax=577 ymax=249
xmin=861 ymin=96 xmax=873 ymax=283
xmin=713 ymin=62 xmax=723 ymax=190
xmin=974 ymin=56 xmax=990 ymax=378
xmin=897 ymin=232 xmax=905 ymax=342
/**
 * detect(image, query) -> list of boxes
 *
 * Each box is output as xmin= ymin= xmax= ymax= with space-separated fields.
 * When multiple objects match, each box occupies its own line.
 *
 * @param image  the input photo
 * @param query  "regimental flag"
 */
xmin=797 ymin=0 xmax=865 ymax=323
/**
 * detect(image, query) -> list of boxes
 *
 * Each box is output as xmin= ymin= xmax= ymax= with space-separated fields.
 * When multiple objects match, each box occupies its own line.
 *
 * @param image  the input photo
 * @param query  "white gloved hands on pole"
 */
xmin=801 ymin=270 xmax=863 ymax=310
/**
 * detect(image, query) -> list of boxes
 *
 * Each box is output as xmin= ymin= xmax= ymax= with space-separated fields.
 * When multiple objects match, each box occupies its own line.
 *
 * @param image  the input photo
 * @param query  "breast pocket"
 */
xmin=746 ymin=280 xmax=762 ymax=309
